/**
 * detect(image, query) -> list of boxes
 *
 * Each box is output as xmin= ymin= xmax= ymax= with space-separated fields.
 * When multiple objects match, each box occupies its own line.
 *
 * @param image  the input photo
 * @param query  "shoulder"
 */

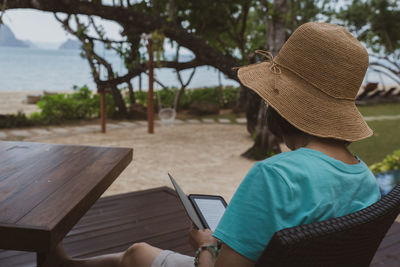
xmin=256 ymin=149 xmax=312 ymax=173
xmin=241 ymin=151 xmax=306 ymax=195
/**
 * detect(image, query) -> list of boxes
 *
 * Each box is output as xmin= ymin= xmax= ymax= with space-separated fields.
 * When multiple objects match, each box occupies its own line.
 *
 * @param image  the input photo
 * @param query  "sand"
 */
xmin=0 ymin=91 xmax=42 ymax=115
xmin=26 ymin=123 xmax=255 ymax=202
xmin=0 ymin=90 xmax=72 ymax=115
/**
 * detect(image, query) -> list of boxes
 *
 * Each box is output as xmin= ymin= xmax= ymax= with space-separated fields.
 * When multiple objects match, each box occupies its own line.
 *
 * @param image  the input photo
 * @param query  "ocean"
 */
xmin=0 ymin=46 xmax=238 ymax=92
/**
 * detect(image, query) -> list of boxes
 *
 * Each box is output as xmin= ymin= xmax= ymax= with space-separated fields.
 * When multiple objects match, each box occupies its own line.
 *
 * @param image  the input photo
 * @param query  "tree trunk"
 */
xmin=243 ymin=0 xmax=288 ymax=160
xmin=109 ymin=85 xmax=128 ymax=118
xmin=233 ymin=85 xmax=248 ymax=114
xmin=242 ymin=102 xmax=282 ymax=160
xmin=234 ymin=52 xmax=256 ymax=114
xmin=128 ymin=80 xmax=136 ymax=107
xmin=245 ymin=89 xmax=261 ymax=135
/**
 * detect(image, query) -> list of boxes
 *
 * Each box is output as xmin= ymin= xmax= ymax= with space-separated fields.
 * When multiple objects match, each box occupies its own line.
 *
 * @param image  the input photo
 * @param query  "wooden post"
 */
xmin=139 ymin=73 xmax=142 ymax=92
xmin=147 ymin=39 xmax=154 ymax=134
xmin=100 ymin=90 xmax=106 ymax=133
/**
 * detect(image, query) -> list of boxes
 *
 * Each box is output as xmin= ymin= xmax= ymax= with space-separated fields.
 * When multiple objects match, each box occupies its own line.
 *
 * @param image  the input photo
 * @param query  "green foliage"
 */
xmin=189 ymin=87 xmax=221 ymax=105
xmin=338 ymin=0 xmax=400 ymax=54
xmin=370 ymin=149 xmax=400 ymax=173
xmin=134 ymin=86 xmax=239 ymax=109
xmin=134 ymin=91 xmax=149 ymax=105
xmin=0 ymin=111 xmax=34 ymax=128
xmin=222 ymin=86 xmax=240 ymax=106
xmin=33 ymin=85 xmax=115 ymax=124
xmin=151 ymin=30 xmax=166 ymax=66
xmin=135 ymin=88 xmax=187 ymax=108
xmin=349 ymin=118 xmax=400 ymax=165
xmin=172 ymin=0 xmax=252 ymax=56
xmin=357 ymin=102 xmax=400 ymax=117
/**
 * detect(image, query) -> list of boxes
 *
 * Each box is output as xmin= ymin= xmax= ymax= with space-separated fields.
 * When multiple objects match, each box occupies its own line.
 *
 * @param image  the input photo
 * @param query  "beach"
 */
xmin=24 ymin=123 xmax=255 ymax=202
xmin=0 ymin=90 xmax=265 ymax=202
xmin=0 ymin=91 xmax=42 ymax=115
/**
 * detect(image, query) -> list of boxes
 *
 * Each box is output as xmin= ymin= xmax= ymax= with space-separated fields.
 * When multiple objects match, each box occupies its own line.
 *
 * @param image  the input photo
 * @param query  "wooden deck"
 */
xmin=0 ymin=186 xmax=399 ymax=266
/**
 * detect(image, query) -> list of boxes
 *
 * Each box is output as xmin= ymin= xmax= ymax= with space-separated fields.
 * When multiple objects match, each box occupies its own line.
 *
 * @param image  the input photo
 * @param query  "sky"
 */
xmin=3 ymin=9 xmax=123 ymax=44
xmin=2 ymin=9 xmax=187 ymax=54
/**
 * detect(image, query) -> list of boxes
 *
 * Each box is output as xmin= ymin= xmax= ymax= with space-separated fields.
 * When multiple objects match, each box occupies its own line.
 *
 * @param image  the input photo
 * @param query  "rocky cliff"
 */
xmin=0 ymin=24 xmax=29 ymax=47
xmin=59 ymin=39 xmax=81 ymax=50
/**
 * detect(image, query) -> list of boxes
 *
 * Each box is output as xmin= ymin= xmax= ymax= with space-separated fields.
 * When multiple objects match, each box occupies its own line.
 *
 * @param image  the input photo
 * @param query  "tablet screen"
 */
xmin=191 ymin=197 xmax=226 ymax=232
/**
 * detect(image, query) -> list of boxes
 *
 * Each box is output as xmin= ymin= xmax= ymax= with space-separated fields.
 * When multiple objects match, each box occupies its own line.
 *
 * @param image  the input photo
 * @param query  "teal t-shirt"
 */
xmin=213 ymin=148 xmax=380 ymax=261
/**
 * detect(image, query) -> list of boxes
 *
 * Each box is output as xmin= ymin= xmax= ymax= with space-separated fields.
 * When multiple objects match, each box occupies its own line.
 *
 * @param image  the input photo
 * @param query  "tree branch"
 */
xmin=6 ymin=0 xmax=240 ymax=80
xmin=0 ymin=0 xmax=7 ymax=25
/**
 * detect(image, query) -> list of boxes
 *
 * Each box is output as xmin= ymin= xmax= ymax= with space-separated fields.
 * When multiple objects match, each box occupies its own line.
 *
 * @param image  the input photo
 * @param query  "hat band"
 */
xmin=255 ymin=50 xmax=282 ymax=75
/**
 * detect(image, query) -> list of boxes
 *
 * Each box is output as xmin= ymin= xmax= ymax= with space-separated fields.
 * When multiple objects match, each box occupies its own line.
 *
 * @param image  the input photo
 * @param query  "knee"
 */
xmin=125 ymin=242 xmax=150 ymax=257
xmin=121 ymin=242 xmax=152 ymax=267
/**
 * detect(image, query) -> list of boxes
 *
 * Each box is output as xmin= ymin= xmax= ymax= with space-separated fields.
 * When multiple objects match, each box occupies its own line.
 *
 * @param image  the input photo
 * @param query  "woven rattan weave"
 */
xmin=238 ymin=22 xmax=373 ymax=141
xmin=255 ymin=184 xmax=400 ymax=267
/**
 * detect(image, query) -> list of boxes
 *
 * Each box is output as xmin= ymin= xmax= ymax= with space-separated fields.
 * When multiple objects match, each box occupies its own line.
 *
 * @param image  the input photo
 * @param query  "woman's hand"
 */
xmin=189 ymin=225 xmax=218 ymax=250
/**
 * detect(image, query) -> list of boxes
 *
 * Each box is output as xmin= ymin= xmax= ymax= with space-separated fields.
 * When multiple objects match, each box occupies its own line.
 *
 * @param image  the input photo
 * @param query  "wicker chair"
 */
xmin=256 ymin=184 xmax=400 ymax=267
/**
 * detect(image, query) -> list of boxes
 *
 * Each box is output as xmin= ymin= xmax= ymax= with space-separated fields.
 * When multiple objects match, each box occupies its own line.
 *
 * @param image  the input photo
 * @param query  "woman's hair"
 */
xmin=266 ymin=104 xmax=351 ymax=147
xmin=266 ymin=105 xmax=303 ymax=139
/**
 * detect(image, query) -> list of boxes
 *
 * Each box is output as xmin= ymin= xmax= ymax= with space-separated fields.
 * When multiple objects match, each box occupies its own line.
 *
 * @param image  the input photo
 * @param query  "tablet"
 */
xmin=189 ymin=194 xmax=227 ymax=232
xmin=169 ymin=174 xmax=205 ymax=230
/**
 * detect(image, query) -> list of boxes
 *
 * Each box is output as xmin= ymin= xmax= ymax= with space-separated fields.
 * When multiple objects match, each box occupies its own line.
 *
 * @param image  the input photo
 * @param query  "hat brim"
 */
xmin=238 ymin=62 xmax=373 ymax=142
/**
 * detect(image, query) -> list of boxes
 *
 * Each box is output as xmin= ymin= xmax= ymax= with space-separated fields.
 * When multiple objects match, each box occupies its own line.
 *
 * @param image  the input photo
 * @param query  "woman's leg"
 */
xmin=56 ymin=242 xmax=162 ymax=267
xmin=120 ymin=242 xmax=163 ymax=267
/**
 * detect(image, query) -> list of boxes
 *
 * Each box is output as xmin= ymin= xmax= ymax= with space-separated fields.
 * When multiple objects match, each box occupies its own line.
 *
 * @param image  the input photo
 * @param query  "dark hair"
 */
xmin=266 ymin=105 xmax=303 ymax=139
xmin=266 ymin=105 xmax=351 ymax=147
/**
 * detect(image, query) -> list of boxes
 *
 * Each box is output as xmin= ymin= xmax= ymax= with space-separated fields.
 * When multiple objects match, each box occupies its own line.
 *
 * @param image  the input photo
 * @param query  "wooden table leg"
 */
xmin=37 ymin=250 xmax=58 ymax=267
xmin=37 ymin=252 xmax=46 ymax=267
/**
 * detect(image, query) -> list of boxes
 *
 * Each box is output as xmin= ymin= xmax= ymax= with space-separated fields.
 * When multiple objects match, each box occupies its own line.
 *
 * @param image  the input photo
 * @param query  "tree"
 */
xmin=337 ymin=0 xmax=400 ymax=85
xmin=3 ymin=0 xmax=325 ymax=159
xmin=242 ymin=0 xmax=324 ymax=159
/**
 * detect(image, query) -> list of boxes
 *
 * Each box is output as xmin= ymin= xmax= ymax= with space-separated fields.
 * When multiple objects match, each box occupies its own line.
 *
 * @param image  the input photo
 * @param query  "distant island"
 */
xmin=59 ymin=39 xmax=81 ymax=50
xmin=0 ymin=24 xmax=30 ymax=47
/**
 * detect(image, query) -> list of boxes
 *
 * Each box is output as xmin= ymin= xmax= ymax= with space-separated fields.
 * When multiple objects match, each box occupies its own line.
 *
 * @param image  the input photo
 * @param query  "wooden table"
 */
xmin=0 ymin=141 xmax=132 ymax=266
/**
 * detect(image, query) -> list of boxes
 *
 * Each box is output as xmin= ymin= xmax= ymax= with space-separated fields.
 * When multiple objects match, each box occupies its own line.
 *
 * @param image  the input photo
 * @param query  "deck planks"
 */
xmin=0 ymin=187 xmax=193 ymax=266
xmin=0 ymin=187 xmax=399 ymax=266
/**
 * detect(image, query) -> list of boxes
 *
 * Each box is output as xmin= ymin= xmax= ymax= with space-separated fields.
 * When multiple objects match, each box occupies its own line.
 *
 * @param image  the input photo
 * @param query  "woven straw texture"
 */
xmin=238 ymin=22 xmax=373 ymax=141
xmin=255 ymin=184 xmax=400 ymax=267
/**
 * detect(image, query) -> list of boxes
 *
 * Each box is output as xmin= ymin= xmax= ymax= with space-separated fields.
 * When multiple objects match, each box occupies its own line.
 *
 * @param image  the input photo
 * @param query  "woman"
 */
xmin=55 ymin=22 xmax=380 ymax=267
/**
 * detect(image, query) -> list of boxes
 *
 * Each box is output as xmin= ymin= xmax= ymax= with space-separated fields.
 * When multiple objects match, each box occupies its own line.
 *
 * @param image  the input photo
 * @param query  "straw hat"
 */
xmin=238 ymin=22 xmax=372 ymax=141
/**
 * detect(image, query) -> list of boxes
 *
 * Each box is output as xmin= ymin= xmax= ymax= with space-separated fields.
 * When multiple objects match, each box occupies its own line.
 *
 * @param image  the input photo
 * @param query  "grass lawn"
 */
xmin=357 ymin=102 xmax=400 ymax=117
xmin=350 ymin=102 xmax=400 ymax=165
xmin=177 ymin=104 xmax=400 ymax=166
xmin=349 ymin=118 xmax=400 ymax=166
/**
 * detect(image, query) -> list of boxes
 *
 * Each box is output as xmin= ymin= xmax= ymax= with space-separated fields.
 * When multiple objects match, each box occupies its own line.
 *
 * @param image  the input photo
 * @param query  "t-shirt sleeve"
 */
xmin=213 ymin=162 xmax=293 ymax=261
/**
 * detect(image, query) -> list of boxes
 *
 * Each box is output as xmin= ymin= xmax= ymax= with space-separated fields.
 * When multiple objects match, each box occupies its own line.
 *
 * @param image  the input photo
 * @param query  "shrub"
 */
xmin=0 ymin=111 xmax=34 ymax=128
xmin=370 ymin=149 xmax=400 ymax=173
xmin=34 ymin=85 xmax=115 ymax=124
xmin=134 ymin=86 xmax=239 ymax=110
xmin=188 ymin=87 xmax=220 ymax=105
xmin=155 ymin=88 xmax=178 ymax=109
xmin=222 ymin=86 xmax=239 ymax=107
xmin=135 ymin=91 xmax=148 ymax=106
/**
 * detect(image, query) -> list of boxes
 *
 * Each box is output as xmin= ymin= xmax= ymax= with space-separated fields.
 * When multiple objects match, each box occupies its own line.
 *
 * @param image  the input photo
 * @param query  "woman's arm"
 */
xmin=215 ymin=244 xmax=254 ymax=267
xmin=189 ymin=228 xmax=255 ymax=267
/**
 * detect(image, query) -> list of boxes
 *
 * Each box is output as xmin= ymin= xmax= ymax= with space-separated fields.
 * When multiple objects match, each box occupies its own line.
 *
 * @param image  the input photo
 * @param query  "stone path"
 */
xmin=364 ymin=114 xmax=400 ymax=121
xmin=0 ymin=114 xmax=399 ymax=141
xmin=0 ymin=117 xmax=246 ymax=141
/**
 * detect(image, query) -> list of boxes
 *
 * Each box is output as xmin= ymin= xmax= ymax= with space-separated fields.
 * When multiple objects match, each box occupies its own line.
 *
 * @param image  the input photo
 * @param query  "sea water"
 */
xmin=0 ymin=46 xmax=238 ymax=92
